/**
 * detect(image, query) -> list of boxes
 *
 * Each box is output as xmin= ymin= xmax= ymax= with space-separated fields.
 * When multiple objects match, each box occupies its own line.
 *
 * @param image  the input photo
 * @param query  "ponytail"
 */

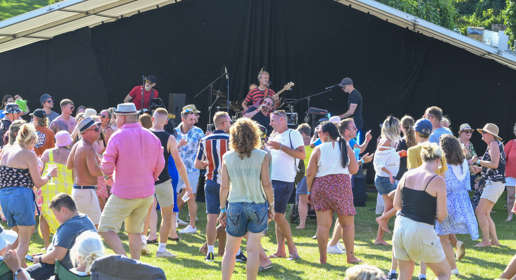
xmin=339 ymin=137 xmax=349 ymax=168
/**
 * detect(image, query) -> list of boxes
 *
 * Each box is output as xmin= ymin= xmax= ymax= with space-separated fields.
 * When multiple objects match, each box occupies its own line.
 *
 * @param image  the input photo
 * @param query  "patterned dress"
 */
xmin=435 ymin=160 xmax=479 ymax=240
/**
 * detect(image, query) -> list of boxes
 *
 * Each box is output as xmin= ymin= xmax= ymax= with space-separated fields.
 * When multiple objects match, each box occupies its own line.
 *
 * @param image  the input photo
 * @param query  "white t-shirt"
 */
xmin=270 ymin=129 xmax=304 ymax=182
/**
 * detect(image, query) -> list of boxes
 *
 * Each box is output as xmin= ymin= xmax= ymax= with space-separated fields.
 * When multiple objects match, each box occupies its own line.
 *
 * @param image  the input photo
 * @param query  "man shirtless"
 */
xmin=66 ymin=117 xmax=103 ymax=226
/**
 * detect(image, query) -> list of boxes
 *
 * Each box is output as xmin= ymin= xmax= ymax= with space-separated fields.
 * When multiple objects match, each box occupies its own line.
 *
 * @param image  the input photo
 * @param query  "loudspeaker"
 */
xmin=168 ymin=93 xmax=186 ymax=119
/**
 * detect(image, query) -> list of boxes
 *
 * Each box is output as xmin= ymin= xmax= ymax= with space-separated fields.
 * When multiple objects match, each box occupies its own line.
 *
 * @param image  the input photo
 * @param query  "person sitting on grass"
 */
xmin=26 ymin=193 xmax=96 ymax=280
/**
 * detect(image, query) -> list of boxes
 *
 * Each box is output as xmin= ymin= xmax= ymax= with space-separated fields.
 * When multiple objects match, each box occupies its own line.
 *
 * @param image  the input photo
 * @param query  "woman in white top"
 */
xmin=374 ymin=116 xmax=401 ymax=244
xmin=306 ymin=121 xmax=359 ymax=264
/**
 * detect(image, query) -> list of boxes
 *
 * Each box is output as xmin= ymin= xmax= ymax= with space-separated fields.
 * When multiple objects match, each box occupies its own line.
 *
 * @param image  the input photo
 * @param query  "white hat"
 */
xmin=329 ymin=116 xmax=341 ymax=124
xmin=114 ymin=103 xmax=138 ymax=115
xmin=84 ymin=108 xmax=97 ymax=118
xmin=0 ymin=226 xmax=18 ymax=251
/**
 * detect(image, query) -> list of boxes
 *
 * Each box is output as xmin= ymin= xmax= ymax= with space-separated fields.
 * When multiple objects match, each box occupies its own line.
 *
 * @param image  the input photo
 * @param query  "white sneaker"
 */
xmin=179 ymin=225 xmax=197 ymax=234
xmin=327 ymin=245 xmax=345 ymax=254
xmin=337 ymin=242 xmax=346 ymax=251
xmin=156 ymin=250 xmax=176 ymax=258
xmin=177 ymin=218 xmax=188 ymax=226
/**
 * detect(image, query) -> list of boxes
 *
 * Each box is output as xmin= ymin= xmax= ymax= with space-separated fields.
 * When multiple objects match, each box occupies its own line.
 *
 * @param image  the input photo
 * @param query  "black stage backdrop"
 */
xmin=0 ymin=0 xmax=514 ymax=144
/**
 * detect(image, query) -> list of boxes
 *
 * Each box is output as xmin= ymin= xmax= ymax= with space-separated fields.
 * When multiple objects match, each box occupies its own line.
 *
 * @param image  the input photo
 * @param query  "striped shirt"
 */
xmin=243 ymin=87 xmax=276 ymax=107
xmin=196 ymin=130 xmax=229 ymax=184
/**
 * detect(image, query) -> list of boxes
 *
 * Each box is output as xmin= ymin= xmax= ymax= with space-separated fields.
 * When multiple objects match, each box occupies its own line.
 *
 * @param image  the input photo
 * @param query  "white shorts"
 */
xmin=506 ymin=177 xmax=516 ymax=187
xmin=177 ymin=172 xmax=200 ymax=194
xmin=480 ymin=181 xmax=505 ymax=203
xmin=393 ymin=215 xmax=445 ymax=264
xmin=375 ymin=193 xmax=385 ymax=215
xmin=72 ymin=188 xmax=101 ymax=225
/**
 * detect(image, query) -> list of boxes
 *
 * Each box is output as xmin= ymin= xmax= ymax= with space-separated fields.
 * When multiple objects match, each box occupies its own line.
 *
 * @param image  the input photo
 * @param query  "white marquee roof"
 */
xmin=0 ymin=0 xmax=178 ymax=53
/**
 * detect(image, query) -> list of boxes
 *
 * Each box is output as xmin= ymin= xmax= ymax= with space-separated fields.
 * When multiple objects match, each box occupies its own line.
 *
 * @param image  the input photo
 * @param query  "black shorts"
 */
xmin=272 ymin=180 xmax=294 ymax=214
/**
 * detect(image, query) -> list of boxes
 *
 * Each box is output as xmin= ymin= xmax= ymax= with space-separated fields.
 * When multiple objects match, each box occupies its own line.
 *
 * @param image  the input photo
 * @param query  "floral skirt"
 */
xmin=311 ymin=174 xmax=356 ymax=216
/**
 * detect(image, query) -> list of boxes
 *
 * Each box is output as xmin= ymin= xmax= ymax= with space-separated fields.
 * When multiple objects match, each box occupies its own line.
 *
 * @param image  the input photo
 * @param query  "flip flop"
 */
xmin=269 ymin=253 xmax=286 ymax=259
xmin=259 ymin=264 xmax=273 ymax=272
xmin=146 ymin=239 xmax=158 ymax=244
xmin=168 ymin=236 xmax=180 ymax=241
xmin=288 ymin=255 xmax=300 ymax=261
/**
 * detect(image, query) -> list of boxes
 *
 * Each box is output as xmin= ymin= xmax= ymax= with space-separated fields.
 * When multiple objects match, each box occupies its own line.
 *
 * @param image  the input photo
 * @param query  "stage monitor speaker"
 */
xmin=168 ymin=93 xmax=186 ymax=119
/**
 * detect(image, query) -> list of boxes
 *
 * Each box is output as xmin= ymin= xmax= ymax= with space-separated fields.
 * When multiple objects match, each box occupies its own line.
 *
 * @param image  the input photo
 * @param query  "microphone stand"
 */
xmin=194 ymin=71 xmax=227 ymax=125
xmin=296 ymin=85 xmax=336 ymax=128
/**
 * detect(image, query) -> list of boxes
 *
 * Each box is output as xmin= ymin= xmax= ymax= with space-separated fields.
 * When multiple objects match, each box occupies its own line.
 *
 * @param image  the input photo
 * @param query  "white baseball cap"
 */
xmin=0 ymin=226 xmax=18 ymax=251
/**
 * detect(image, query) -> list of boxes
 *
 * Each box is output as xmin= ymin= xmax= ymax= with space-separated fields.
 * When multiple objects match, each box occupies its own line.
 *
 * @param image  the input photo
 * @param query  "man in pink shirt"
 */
xmin=99 ymin=103 xmax=164 ymax=260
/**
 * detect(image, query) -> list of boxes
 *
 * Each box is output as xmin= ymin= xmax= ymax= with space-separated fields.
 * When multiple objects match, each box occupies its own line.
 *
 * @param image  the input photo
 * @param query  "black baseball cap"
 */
xmin=338 ymin=77 xmax=353 ymax=87
xmin=30 ymin=108 xmax=46 ymax=118
xmin=146 ymin=75 xmax=157 ymax=84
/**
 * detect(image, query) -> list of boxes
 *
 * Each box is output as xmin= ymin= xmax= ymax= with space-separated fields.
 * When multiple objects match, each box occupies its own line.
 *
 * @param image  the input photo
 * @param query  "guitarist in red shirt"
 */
xmin=241 ymin=70 xmax=294 ymax=112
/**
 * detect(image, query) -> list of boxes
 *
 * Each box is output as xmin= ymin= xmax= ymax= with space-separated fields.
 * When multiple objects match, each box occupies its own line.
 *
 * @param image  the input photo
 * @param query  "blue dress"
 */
xmin=435 ymin=161 xmax=479 ymax=240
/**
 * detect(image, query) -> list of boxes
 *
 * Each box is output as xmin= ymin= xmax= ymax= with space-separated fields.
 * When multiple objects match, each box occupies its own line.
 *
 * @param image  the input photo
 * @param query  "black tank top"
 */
xmin=400 ymin=175 xmax=438 ymax=225
xmin=152 ymin=130 xmax=171 ymax=184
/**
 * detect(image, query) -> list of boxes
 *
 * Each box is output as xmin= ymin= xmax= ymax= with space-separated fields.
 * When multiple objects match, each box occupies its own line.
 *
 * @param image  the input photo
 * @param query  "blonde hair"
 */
xmin=420 ymin=142 xmax=442 ymax=162
xmin=381 ymin=116 xmax=401 ymax=144
xmin=153 ymin=108 xmax=168 ymax=123
xmin=8 ymin=120 xmax=26 ymax=145
xmin=213 ymin=111 xmax=229 ymax=128
xmin=229 ymin=118 xmax=261 ymax=159
xmin=16 ymin=124 xmax=37 ymax=148
xmin=70 ymin=231 xmax=104 ymax=273
xmin=344 ymin=264 xmax=386 ymax=280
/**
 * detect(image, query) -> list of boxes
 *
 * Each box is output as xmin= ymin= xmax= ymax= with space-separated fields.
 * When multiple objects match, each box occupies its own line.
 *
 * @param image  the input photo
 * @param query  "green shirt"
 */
xmin=224 ymin=149 xmax=267 ymax=203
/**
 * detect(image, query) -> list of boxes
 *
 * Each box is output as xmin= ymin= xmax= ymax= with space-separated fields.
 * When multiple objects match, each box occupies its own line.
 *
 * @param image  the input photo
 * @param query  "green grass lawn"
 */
xmin=24 ymin=192 xmax=515 ymax=279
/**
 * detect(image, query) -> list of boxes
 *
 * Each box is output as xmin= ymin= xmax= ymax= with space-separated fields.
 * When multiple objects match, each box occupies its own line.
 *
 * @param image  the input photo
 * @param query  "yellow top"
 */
xmin=407 ymin=144 xmax=447 ymax=176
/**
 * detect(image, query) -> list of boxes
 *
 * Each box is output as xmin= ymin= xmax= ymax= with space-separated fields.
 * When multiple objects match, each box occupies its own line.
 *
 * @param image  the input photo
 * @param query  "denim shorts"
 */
xmin=204 ymin=180 xmax=220 ymax=215
xmin=226 ymin=202 xmax=268 ymax=237
xmin=296 ymin=176 xmax=308 ymax=195
xmin=375 ymin=176 xmax=396 ymax=195
xmin=0 ymin=187 xmax=36 ymax=227
xmin=272 ymin=180 xmax=294 ymax=214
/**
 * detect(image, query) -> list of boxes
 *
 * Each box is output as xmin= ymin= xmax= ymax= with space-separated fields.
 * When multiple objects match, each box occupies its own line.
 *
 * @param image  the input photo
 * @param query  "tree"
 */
xmin=377 ymin=0 xmax=457 ymax=29
xmin=503 ymin=0 xmax=516 ymax=48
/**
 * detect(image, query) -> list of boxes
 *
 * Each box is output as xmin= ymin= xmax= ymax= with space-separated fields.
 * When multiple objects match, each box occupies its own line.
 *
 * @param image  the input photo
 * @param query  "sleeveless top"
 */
xmin=224 ymin=149 xmax=267 ymax=204
xmin=400 ymin=175 xmax=438 ymax=225
xmin=481 ymin=141 xmax=506 ymax=183
xmin=152 ymin=130 xmax=171 ymax=184
xmin=0 ymin=165 xmax=34 ymax=189
xmin=316 ymin=142 xmax=349 ymax=177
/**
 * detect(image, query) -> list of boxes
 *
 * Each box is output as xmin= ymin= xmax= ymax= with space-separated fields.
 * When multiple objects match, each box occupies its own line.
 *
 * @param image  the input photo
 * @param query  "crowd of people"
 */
xmin=0 ymin=75 xmax=515 ymax=280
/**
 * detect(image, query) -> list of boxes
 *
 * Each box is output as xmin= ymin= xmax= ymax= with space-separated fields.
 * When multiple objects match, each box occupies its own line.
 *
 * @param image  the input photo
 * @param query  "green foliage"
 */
xmin=503 ymin=0 xmax=516 ymax=47
xmin=0 ymin=0 xmax=60 ymax=21
xmin=378 ymin=0 xmax=457 ymax=29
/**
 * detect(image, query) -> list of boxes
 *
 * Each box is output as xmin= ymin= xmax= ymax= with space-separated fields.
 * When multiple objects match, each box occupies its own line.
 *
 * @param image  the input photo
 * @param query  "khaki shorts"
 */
xmin=98 ymin=194 xmax=153 ymax=234
xmin=481 ymin=180 xmax=505 ymax=203
xmin=393 ymin=215 xmax=445 ymax=264
xmin=72 ymin=188 xmax=101 ymax=225
xmin=155 ymin=179 xmax=174 ymax=208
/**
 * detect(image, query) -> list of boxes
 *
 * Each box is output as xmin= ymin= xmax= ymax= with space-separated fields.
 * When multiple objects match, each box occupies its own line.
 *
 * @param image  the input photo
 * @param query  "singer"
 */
xmin=338 ymin=77 xmax=364 ymax=138
xmin=241 ymin=70 xmax=277 ymax=112
xmin=124 ymin=75 xmax=159 ymax=111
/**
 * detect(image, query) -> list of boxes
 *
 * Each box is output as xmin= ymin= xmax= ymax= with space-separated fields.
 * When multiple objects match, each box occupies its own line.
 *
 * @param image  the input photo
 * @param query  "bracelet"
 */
xmin=220 ymin=208 xmax=226 ymax=213
xmin=307 ymin=191 xmax=311 ymax=195
xmin=360 ymin=159 xmax=365 ymax=165
xmin=476 ymin=160 xmax=481 ymax=165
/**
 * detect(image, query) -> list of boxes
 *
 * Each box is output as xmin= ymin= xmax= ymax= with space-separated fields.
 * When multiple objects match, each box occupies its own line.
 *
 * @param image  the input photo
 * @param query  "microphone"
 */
xmin=224 ymin=66 xmax=229 ymax=80
xmin=325 ymin=84 xmax=338 ymax=90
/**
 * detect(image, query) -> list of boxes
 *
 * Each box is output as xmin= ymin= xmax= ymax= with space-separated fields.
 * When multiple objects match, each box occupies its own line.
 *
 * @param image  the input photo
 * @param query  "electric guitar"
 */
xmin=249 ymin=82 xmax=295 ymax=109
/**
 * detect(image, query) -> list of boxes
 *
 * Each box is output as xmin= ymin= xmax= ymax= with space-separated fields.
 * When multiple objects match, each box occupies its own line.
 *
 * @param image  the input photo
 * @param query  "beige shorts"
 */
xmin=393 ymin=215 xmax=445 ymax=264
xmin=98 ymin=194 xmax=153 ymax=234
xmin=72 ymin=188 xmax=101 ymax=225
xmin=155 ymin=179 xmax=174 ymax=208
xmin=481 ymin=180 xmax=505 ymax=203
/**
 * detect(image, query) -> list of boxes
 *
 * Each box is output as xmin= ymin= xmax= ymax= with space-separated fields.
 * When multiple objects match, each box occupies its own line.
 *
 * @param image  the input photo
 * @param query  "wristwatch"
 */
xmin=14 ymin=268 xmax=23 ymax=279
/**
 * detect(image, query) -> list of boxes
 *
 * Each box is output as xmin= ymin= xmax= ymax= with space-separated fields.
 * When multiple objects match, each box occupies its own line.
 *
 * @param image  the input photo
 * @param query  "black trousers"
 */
xmin=27 ymin=262 xmax=55 ymax=280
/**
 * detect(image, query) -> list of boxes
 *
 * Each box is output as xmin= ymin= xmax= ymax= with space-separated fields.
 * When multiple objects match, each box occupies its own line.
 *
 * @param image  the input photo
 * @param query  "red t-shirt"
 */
xmin=243 ymin=87 xmax=276 ymax=107
xmin=129 ymin=86 xmax=159 ymax=110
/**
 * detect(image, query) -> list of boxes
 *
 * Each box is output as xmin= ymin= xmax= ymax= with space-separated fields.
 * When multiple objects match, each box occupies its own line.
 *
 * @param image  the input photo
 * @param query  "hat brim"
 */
xmin=477 ymin=129 xmax=502 ymax=141
xmin=0 ymin=229 xmax=18 ymax=245
xmin=114 ymin=111 xmax=138 ymax=115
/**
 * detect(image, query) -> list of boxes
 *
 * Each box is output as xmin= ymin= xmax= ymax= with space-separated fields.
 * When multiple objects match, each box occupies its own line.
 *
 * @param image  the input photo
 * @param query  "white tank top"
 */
xmin=316 ymin=142 xmax=349 ymax=177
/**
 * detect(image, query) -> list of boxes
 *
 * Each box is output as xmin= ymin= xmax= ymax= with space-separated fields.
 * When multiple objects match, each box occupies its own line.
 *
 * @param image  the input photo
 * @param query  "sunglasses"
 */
xmin=100 ymin=115 xmax=108 ymax=119
xmin=46 ymin=99 xmax=53 ymax=103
